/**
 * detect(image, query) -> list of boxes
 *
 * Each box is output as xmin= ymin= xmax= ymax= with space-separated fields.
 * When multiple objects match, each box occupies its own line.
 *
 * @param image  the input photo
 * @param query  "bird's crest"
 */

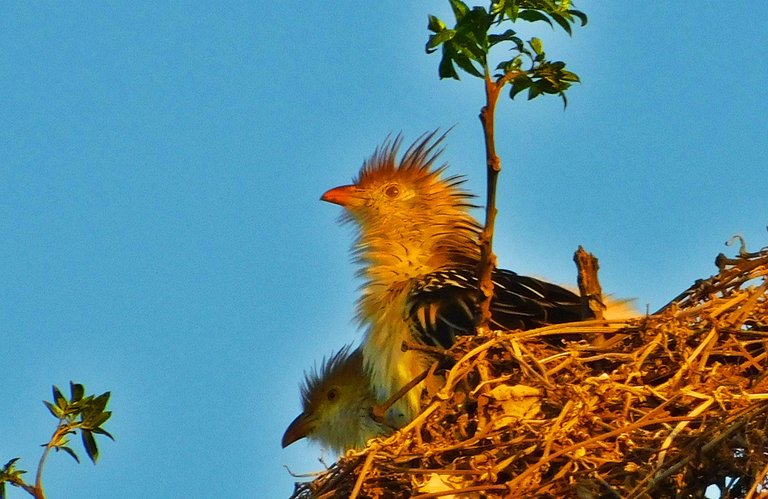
xmin=351 ymin=131 xmax=476 ymax=210
xmin=356 ymin=130 xmax=449 ymax=186
xmin=300 ymin=345 xmax=361 ymax=410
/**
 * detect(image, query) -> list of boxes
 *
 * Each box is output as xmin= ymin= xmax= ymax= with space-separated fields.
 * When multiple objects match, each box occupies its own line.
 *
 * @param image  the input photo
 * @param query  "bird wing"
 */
xmin=406 ymin=268 xmax=588 ymax=348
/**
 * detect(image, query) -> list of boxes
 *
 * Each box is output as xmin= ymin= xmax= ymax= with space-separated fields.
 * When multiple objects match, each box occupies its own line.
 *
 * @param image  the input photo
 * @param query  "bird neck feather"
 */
xmin=353 ymin=210 xmax=481 ymax=288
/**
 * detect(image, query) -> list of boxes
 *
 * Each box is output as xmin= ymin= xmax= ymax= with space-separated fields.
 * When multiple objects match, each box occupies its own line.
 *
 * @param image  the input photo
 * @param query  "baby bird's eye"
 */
xmin=384 ymin=185 xmax=400 ymax=198
xmin=327 ymin=388 xmax=339 ymax=402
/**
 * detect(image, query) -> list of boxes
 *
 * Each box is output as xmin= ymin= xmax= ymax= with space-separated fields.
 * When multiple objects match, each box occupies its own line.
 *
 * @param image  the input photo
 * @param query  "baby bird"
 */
xmin=282 ymin=346 xmax=402 ymax=454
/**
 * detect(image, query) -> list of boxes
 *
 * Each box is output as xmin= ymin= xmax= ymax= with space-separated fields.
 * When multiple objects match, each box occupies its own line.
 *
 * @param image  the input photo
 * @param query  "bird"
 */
xmin=281 ymin=345 xmax=402 ymax=454
xmin=320 ymin=131 xmax=607 ymax=421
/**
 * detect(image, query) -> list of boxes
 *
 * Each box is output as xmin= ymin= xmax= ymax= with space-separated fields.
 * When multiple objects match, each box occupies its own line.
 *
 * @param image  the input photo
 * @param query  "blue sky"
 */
xmin=1 ymin=2 xmax=766 ymax=497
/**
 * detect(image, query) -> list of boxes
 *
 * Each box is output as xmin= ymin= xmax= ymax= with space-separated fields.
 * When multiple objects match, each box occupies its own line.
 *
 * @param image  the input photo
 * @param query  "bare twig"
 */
xmin=476 ymin=72 xmax=504 ymax=329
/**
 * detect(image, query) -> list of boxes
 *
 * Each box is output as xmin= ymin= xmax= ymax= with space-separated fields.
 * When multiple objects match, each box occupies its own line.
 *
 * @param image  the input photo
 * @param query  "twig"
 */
xmin=33 ymin=420 xmax=70 ymax=499
xmin=655 ymin=397 xmax=714 ymax=466
xmin=349 ymin=451 xmax=376 ymax=499
xmin=412 ymin=484 xmax=509 ymax=498
xmin=476 ymin=71 xmax=503 ymax=330
xmin=372 ymin=366 xmax=432 ymax=423
xmin=402 ymin=340 xmax=456 ymax=358
xmin=745 ymin=460 xmax=768 ymax=499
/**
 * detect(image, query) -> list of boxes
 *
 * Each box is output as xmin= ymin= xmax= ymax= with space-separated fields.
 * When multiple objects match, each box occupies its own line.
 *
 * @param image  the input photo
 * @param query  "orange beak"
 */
xmin=320 ymin=184 xmax=360 ymax=207
xmin=281 ymin=412 xmax=312 ymax=448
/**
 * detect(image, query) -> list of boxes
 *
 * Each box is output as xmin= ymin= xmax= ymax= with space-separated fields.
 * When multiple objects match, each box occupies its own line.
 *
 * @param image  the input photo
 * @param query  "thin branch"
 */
xmin=34 ymin=421 xmax=69 ymax=499
xmin=5 ymin=475 xmax=38 ymax=497
xmin=476 ymin=71 xmax=503 ymax=328
xmin=371 ymin=366 xmax=431 ymax=424
xmin=476 ymin=69 xmax=533 ymax=328
xmin=349 ymin=451 xmax=376 ymax=499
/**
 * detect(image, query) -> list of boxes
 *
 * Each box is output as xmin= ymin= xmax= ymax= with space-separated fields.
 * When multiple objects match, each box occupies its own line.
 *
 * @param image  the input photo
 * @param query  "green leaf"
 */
xmin=538 ymin=79 xmax=558 ymax=94
xmin=527 ymin=84 xmax=543 ymax=100
xmin=438 ymin=48 xmax=460 ymax=79
xmin=454 ymin=39 xmax=486 ymax=65
xmin=496 ymin=55 xmax=523 ymax=73
xmin=57 ymin=445 xmax=80 ymax=463
xmin=517 ymin=9 xmax=553 ymax=27
xmin=43 ymin=400 xmax=63 ymax=418
xmin=502 ymin=4 xmax=518 ymax=22
xmin=509 ymin=74 xmax=532 ymax=100
xmin=530 ymin=37 xmax=543 ymax=56
xmin=70 ymin=382 xmax=85 ymax=402
xmin=83 ymin=410 xmax=112 ymax=429
xmin=91 ymin=426 xmax=115 ymax=441
xmin=461 ymin=7 xmax=492 ymax=49
xmin=1 ymin=459 xmax=20 ymax=473
xmin=488 ymin=28 xmax=516 ymax=47
xmin=89 ymin=392 xmax=111 ymax=415
xmin=52 ymin=385 xmax=67 ymax=410
xmin=561 ymin=70 xmax=580 ymax=83
xmin=426 ymin=29 xmax=456 ymax=51
xmin=550 ymin=12 xmax=572 ymax=35
xmin=427 ymin=14 xmax=446 ymax=33
xmin=451 ymin=49 xmax=484 ymax=78
xmin=448 ymin=0 xmax=469 ymax=20
xmin=569 ymin=9 xmax=588 ymax=26
xmin=82 ymin=430 xmax=99 ymax=463
xmin=548 ymin=60 xmax=565 ymax=70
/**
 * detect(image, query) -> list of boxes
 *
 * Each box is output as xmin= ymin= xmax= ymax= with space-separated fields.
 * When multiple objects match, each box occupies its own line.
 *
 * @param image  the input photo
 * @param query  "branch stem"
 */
xmin=6 ymin=475 xmax=38 ymax=497
xmin=34 ymin=422 xmax=68 ymax=499
xmin=476 ymin=71 xmax=504 ymax=328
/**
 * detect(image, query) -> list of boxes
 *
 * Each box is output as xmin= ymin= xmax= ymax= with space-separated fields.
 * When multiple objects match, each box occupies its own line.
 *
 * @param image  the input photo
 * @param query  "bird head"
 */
xmin=282 ymin=346 xmax=391 ymax=454
xmin=321 ymin=131 xmax=481 ymax=277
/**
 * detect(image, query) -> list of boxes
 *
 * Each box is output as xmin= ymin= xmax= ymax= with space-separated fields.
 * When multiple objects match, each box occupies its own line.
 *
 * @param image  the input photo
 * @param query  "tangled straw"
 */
xmin=289 ymin=245 xmax=768 ymax=498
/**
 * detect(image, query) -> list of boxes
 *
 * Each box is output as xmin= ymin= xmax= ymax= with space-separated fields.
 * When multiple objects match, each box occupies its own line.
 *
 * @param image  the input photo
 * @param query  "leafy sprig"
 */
xmin=425 ymin=0 xmax=585 ymax=327
xmin=427 ymin=0 xmax=585 ymax=106
xmin=43 ymin=382 xmax=113 ymax=465
xmin=0 ymin=382 xmax=113 ymax=499
xmin=0 ymin=459 xmax=29 ymax=499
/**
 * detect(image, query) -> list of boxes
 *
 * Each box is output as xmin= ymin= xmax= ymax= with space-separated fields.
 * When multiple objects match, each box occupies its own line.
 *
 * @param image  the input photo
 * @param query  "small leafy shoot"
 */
xmin=427 ymin=0 xmax=585 ymax=107
xmin=0 ymin=381 xmax=115 ymax=498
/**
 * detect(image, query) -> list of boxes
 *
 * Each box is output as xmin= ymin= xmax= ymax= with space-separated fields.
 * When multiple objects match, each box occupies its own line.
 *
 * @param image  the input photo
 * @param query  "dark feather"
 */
xmin=406 ymin=268 xmax=590 ymax=348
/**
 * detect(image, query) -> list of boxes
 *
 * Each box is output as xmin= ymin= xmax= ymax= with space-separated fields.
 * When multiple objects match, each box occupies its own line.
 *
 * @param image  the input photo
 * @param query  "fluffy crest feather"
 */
xmin=300 ymin=344 xmax=360 ymax=410
xmin=355 ymin=130 xmax=452 ymax=189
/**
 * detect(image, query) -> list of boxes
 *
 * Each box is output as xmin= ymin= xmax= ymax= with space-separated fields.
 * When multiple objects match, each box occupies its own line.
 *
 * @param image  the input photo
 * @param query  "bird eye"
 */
xmin=384 ymin=185 xmax=400 ymax=198
xmin=327 ymin=388 xmax=338 ymax=401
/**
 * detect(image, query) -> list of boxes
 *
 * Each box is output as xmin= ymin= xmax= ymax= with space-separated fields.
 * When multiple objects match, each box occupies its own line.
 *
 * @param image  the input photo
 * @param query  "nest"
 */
xmin=289 ymin=244 xmax=768 ymax=498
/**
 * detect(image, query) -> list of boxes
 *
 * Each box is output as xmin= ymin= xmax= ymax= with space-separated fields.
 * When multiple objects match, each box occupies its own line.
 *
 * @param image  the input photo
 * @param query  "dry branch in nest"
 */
xmin=289 ymin=245 xmax=768 ymax=498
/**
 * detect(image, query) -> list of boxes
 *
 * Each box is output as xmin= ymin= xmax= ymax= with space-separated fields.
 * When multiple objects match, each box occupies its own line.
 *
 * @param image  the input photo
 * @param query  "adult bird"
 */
xmin=282 ymin=345 xmax=401 ymax=454
xmin=321 ymin=131 xmax=612 ymax=421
